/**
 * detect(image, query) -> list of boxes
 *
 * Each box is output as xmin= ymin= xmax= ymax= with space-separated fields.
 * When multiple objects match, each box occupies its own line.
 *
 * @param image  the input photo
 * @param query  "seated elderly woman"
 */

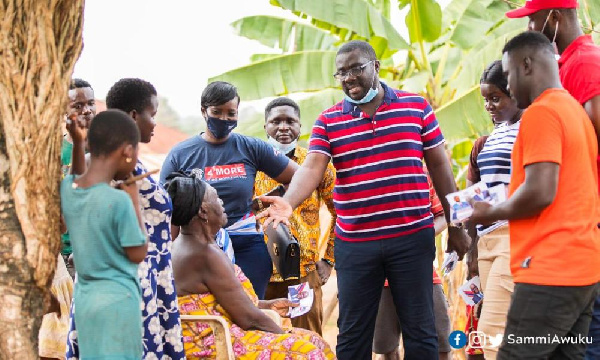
xmin=167 ymin=173 xmax=335 ymax=359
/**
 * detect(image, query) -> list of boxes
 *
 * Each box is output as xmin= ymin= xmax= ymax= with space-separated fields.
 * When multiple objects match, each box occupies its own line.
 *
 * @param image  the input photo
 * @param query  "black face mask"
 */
xmin=206 ymin=116 xmax=237 ymax=139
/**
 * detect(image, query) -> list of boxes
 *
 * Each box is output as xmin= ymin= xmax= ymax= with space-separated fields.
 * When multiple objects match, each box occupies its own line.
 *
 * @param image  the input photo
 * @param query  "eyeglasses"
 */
xmin=333 ymin=60 xmax=374 ymax=81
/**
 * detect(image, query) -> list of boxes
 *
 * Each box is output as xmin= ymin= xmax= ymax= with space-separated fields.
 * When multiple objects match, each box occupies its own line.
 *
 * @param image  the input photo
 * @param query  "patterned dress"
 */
xmin=39 ymin=255 xmax=73 ymax=359
xmin=66 ymin=161 xmax=185 ymax=359
xmin=179 ymin=265 xmax=335 ymax=359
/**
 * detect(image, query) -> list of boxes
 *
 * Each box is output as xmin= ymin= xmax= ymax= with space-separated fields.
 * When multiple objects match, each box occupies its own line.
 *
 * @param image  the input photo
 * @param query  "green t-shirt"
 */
xmin=60 ymin=138 xmax=73 ymax=255
xmin=60 ymin=175 xmax=146 ymax=358
xmin=60 ymin=175 xmax=146 ymax=294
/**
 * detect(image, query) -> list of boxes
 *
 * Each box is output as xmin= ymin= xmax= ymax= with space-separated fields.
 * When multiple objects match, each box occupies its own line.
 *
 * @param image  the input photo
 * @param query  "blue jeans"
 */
xmin=230 ymin=233 xmax=272 ymax=299
xmin=586 ymin=295 xmax=600 ymax=359
xmin=335 ymin=227 xmax=438 ymax=360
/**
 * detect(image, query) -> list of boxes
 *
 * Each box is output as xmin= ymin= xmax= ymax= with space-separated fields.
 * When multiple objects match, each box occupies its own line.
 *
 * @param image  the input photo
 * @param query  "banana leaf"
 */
xmin=435 ymin=85 xmax=493 ymax=141
xmin=232 ymin=16 xmax=338 ymax=52
xmin=209 ymin=51 xmax=339 ymax=101
xmin=270 ymin=0 xmax=409 ymax=55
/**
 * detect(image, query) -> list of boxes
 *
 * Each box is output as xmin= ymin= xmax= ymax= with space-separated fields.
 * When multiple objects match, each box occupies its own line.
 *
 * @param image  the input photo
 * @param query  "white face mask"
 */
xmin=541 ymin=10 xmax=561 ymax=60
xmin=267 ymin=136 xmax=297 ymax=155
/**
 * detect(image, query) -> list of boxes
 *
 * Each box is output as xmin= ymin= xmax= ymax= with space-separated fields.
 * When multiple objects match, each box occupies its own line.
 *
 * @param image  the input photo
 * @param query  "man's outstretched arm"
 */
xmin=257 ymin=152 xmax=330 ymax=228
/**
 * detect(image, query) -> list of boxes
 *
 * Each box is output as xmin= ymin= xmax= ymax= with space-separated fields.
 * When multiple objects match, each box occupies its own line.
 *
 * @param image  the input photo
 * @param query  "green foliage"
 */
xmin=435 ymin=86 xmax=493 ymax=142
xmin=579 ymin=0 xmax=600 ymax=31
xmin=405 ymin=0 xmax=442 ymax=43
xmin=449 ymin=23 xmax=525 ymax=96
xmin=446 ymin=0 xmax=512 ymax=50
xmin=208 ymin=0 xmax=596 ymax=184
xmin=270 ymin=0 xmax=409 ymax=58
xmin=232 ymin=16 xmax=338 ymax=52
xmin=371 ymin=0 xmax=392 ymax=19
xmin=209 ymin=51 xmax=338 ymax=101
xmin=448 ymin=138 xmax=476 ymax=189
xmin=250 ymin=53 xmax=282 ymax=62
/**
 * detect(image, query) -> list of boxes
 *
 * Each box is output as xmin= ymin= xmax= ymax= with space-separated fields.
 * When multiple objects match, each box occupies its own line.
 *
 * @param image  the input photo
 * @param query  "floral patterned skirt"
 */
xmin=179 ymin=266 xmax=335 ymax=359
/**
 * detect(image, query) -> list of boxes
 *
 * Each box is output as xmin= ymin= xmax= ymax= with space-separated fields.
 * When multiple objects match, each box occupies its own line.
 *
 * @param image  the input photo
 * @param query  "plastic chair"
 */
xmin=180 ymin=309 xmax=282 ymax=360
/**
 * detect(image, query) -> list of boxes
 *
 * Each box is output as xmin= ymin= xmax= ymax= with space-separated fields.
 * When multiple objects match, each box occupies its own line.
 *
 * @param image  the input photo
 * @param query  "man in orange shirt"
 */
xmin=470 ymin=31 xmax=600 ymax=359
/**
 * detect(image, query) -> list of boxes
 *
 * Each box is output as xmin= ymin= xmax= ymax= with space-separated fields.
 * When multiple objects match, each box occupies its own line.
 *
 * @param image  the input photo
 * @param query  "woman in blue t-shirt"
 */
xmin=161 ymin=81 xmax=298 ymax=299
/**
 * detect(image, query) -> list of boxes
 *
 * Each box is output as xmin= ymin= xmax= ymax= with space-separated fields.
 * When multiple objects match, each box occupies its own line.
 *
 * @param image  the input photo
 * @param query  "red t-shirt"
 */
xmin=559 ymin=35 xmax=600 ymax=192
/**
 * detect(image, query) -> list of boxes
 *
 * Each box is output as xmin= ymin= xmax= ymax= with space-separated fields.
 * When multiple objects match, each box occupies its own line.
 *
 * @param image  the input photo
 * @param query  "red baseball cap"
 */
xmin=506 ymin=0 xmax=578 ymax=19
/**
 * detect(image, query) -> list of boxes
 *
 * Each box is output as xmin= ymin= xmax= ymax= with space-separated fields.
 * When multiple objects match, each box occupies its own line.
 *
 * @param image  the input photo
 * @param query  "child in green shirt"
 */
xmin=61 ymin=109 xmax=147 ymax=359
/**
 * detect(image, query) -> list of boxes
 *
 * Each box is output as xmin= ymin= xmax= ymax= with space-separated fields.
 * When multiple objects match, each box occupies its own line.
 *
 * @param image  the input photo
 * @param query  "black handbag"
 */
xmin=251 ymin=185 xmax=300 ymax=280
xmin=264 ymin=223 xmax=301 ymax=281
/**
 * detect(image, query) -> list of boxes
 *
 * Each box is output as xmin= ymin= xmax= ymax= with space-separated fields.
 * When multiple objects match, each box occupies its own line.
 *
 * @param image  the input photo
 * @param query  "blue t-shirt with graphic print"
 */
xmin=160 ymin=133 xmax=289 ymax=227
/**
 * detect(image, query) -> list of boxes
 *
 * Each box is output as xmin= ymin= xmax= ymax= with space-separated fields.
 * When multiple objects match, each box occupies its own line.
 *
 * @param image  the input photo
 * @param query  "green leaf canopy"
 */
xmin=270 ymin=0 xmax=409 ymax=58
xmin=405 ymin=0 xmax=442 ymax=43
xmin=209 ymin=51 xmax=339 ymax=101
xmin=231 ymin=16 xmax=338 ymax=52
xmin=435 ymin=85 xmax=493 ymax=141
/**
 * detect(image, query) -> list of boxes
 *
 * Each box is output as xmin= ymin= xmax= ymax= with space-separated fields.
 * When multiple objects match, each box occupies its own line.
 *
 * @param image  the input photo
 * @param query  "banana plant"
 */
xmin=209 ymin=0 xmax=598 ymax=144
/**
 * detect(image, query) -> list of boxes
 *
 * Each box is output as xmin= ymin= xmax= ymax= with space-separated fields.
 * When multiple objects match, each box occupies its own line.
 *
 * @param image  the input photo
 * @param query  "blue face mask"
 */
xmin=206 ymin=116 xmax=237 ymax=139
xmin=344 ymin=73 xmax=379 ymax=105
xmin=267 ymin=136 xmax=297 ymax=156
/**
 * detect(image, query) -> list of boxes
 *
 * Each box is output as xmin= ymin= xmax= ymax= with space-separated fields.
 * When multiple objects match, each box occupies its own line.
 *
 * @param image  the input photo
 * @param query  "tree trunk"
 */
xmin=0 ymin=1 xmax=84 ymax=358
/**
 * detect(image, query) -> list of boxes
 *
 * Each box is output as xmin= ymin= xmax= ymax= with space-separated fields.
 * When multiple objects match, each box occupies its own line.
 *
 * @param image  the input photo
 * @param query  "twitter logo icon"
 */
xmin=489 ymin=333 xmax=504 ymax=348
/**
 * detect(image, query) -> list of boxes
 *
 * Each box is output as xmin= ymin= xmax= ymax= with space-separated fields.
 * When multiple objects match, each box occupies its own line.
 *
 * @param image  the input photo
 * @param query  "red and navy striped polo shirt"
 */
xmin=309 ymin=82 xmax=445 ymax=242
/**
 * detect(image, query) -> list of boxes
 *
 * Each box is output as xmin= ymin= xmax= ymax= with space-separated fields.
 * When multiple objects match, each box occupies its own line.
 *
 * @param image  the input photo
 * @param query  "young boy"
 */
xmin=61 ymin=109 xmax=148 ymax=359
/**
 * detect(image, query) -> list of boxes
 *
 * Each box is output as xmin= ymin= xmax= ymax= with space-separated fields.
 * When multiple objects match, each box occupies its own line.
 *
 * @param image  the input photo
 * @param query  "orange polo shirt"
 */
xmin=508 ymin=88 xmax=600 ymax=286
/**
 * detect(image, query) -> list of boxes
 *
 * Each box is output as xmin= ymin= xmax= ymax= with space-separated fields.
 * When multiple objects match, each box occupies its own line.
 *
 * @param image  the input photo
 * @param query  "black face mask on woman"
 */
xmin=206 ymin=116 xmax=237 ymax=139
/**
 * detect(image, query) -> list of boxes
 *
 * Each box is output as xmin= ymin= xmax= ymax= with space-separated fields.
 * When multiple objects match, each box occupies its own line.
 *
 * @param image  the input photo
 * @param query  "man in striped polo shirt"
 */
xmin=258 ymin=40 xmax=470 ymax=359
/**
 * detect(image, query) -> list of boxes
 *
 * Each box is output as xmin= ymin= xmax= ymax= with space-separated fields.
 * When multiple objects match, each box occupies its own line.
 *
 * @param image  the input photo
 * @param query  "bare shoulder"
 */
xmin=204 ymin=244 xmax=236 ymax=275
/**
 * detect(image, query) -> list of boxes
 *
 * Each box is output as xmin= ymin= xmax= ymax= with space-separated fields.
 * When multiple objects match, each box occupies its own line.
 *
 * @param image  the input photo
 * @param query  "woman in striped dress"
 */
xmin=467 ymin=60 xmax=523 ymax=360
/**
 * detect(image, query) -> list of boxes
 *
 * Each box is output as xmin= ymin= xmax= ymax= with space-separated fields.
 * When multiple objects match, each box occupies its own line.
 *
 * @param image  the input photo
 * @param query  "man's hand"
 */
xmin=447 ymin=226 xmax=470 ymax=260
xmin=315 ymin=260 xmax=333 ymax=285
xmin=263 ymin=298 xmax=298 ymax=318
xmin=66 ymin=113 xmax=87 ymax=144
xmin=255 ymin=195 xmax=293 ymax=228
xmin=468 ymin=199 xmax=497 ymax=226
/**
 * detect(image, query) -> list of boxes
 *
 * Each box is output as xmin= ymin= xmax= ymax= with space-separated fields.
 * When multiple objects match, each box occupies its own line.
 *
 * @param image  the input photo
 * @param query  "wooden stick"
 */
xmin=124 ymin=169 xmax=159 ymax=185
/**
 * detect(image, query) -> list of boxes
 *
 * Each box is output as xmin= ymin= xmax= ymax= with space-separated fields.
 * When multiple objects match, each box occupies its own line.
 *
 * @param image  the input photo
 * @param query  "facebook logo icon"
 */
xmin=449 ymin=330 xmax=467 ymax=349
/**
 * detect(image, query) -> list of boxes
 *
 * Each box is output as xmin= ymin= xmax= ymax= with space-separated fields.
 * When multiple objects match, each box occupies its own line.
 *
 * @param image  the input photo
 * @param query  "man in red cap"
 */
xmin=506 ymin=0 xmax=600 ymax=165
xmin=507 ymin=3 xmax=600 ymax=358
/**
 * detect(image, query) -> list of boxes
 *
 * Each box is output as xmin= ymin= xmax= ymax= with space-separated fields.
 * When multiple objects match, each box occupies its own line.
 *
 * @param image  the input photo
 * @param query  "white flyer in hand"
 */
xmin=459 ymin=276 xmax=484 ymax=306
xmin=287 ymin=282 xmax=314 ymax=318
xmin=446 ymin=182 xmax=507 ymax=224
xmin=442 ymin=251 xmax=459 ymax=276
